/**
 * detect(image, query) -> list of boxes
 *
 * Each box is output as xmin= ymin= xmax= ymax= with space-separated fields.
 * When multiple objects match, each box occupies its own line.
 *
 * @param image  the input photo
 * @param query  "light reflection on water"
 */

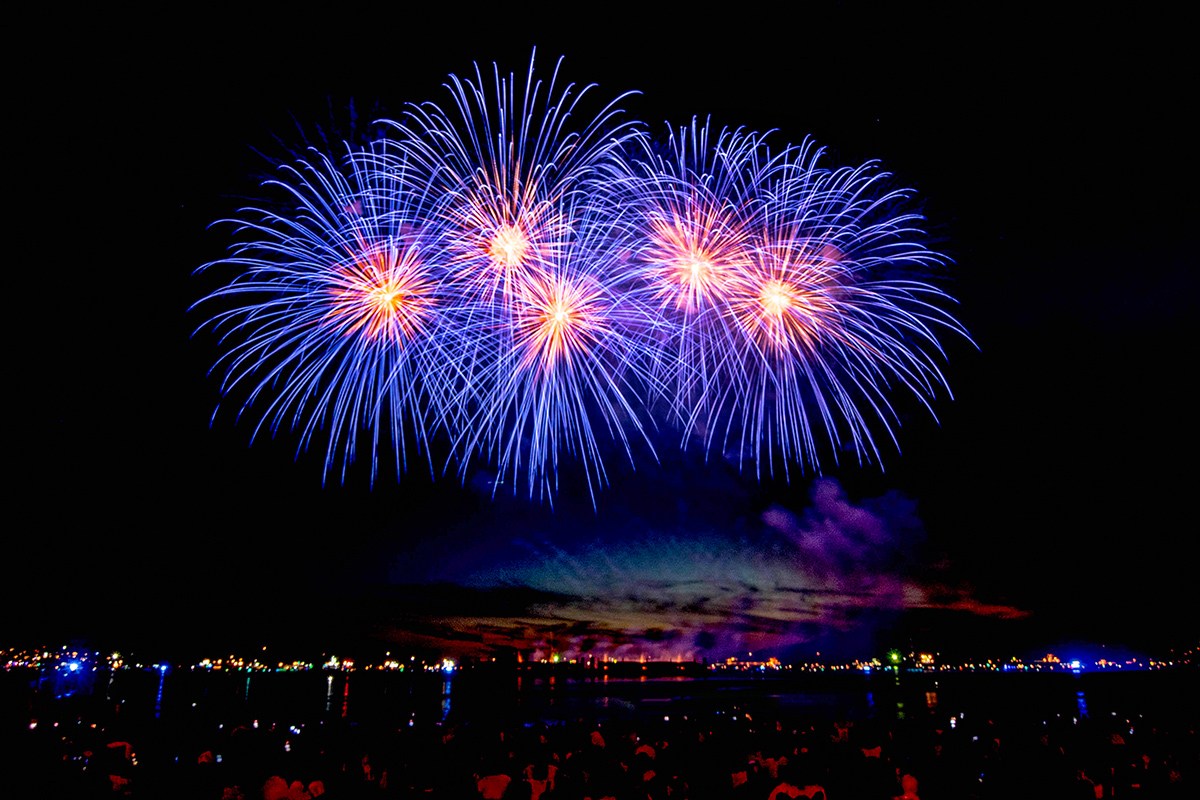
xmin=5 ymin=666 xmax=1190 ymax=737
xmin=153 ymin=666 xmax=165 ymax=719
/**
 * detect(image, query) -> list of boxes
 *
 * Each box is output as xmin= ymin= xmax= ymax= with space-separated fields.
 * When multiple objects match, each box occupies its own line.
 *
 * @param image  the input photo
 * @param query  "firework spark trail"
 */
xmin=617 ymin=120 xmax=798 ymax=449
xmin=193 ymin=52 xmax=972 ymax=503
xmin=619 ymin=122 xmax=971 ymax=480
xmin=367 ymin=49 xmax=658 ymax=502
xmin=192 ymin=144 xmax=463 ymax=486
xmin=378 ymin=49 xmax=644 ymax=307
xmin=722 ymin=141 xmax=969 ymax=479
xmin=447 ymin=195 xmax=667 ymax=505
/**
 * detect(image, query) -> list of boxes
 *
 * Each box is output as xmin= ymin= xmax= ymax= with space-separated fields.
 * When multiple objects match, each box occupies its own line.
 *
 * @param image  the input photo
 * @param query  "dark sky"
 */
xmin=14 ymin=7 xmax=1195 ymax=665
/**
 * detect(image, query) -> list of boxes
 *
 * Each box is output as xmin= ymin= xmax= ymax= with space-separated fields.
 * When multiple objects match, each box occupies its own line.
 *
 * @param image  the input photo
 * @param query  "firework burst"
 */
xmin=366 ymin=50 xmax=657 ymax=501
xmin=627 ymin=124 xmax=970 ymax=478
xmin=617 ymin=121 xmax=795 ymax=444
xmin=193 ymin=53 xmax=971 ymax=502
xmin=444 ymin=194 xmax=665 ymax=504
xmin=192 ymin=144 xmax=462 ymax=486
xmin=377 ymin=49 xmax=644 ymax=306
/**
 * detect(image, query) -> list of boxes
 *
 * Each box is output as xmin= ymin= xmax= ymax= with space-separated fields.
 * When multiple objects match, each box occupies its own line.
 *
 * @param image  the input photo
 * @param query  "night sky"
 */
xmin=14 ymin=7 xmax=1195 ymax=665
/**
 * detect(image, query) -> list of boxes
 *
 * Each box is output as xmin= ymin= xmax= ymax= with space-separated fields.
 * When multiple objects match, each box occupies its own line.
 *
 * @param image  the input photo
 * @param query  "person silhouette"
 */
xmin=893 ymin=772 xmax=920 ymax=800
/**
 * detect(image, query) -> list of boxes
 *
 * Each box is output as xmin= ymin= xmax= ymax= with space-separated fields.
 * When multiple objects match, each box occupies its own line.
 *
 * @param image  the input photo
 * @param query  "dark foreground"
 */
xmin=4 ymin=667 xmax=1196 ymax=799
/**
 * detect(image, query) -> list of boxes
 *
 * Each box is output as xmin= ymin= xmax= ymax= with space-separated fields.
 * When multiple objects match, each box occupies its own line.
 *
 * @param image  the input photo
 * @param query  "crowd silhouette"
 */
xmin=12 ymin=680 xmax=1196 ymax=799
